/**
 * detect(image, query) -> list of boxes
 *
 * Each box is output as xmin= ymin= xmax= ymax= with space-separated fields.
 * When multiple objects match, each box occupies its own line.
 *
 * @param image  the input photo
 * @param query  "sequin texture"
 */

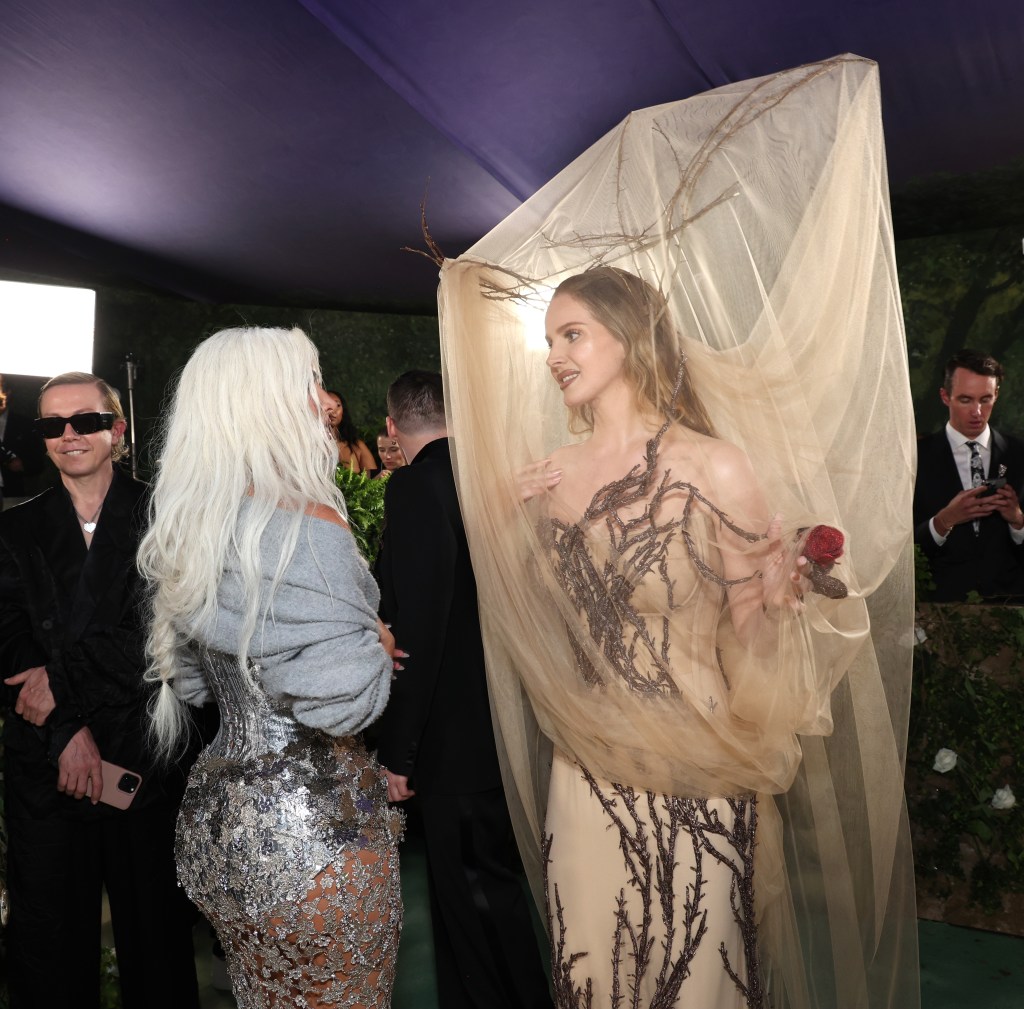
xmin=176 ymin=647 xmax=403 ymax=1008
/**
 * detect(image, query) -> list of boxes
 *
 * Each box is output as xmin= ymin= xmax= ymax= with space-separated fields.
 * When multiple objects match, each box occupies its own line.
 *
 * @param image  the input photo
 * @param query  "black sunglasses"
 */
xmin=34 ymin=412 xmax=115 ymax=439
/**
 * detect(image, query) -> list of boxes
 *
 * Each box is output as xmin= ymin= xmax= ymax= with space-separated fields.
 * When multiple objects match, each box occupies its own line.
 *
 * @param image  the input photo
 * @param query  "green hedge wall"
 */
xmin=90 ymin=287 xmax=441 ymax=477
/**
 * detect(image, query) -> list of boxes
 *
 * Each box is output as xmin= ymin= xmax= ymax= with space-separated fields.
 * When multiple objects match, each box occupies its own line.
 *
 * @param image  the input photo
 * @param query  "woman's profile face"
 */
xmin=323 ymin=392 xmax=343 ymax=428
xmin=545 ymin=292 xmax=627 ymax=408
xmin=315 ymin=386 xmax=337 ymax=426
xmin=377 ymin=435 xmax=405 ymax=471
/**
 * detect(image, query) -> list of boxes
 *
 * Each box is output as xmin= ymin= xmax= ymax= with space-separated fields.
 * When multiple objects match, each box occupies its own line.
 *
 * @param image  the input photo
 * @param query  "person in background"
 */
xmin=0 ymin=372 xmax=199 ymax=1009
xmin=0 ymin=373 xmax=45 ymax=509
xmin=376 ymin=426 xmax=406 ymax=476
xmin=914 ymin=349 xmax=1024 ymax=601
xmin=375 ymin=370 xmax=551 ymax=1009
xmin=320 ymin=388 xmax=378 ymax=474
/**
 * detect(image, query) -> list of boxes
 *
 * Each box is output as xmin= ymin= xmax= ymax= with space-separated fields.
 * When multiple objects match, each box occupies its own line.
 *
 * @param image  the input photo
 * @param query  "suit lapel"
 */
xmin=65 ymin=471 xmax=138 ymax=644
xmin=37 ymin=487 xmax=87 ymax=627
xmin=931 ymin=434 xmax=965 ymax=499
xmin=990 ymin=428 xmax=1008 ymax=480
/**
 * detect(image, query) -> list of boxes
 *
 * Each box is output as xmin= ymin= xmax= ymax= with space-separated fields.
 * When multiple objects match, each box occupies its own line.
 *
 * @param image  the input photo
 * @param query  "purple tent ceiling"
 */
xmin=1 ymin=0 xmax=1022 ymax=309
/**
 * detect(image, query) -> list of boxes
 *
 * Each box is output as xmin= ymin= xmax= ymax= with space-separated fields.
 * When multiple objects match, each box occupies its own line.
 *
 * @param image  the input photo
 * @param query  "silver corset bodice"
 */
xmin=176 ymin=646 xmax=402 ymax=920
xmin=197 ymin=645 xmax=322 ymax=760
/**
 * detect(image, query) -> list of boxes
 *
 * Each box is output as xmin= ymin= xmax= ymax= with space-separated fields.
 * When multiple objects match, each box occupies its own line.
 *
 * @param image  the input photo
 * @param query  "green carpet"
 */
xmin=391 ymin=832 xmax=1024 ymax=1009
xmin=393 ymin=822 xmax=438 ymax=1009
xmin=919 ymin=919 xmax=1024 ymax=1009
xmin=99 ymin=833 xmax=1024 ymax=1008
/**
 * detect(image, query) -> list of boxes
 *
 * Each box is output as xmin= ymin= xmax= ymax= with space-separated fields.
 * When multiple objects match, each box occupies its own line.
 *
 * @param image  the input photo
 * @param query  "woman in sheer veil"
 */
xmin=436 ymin=56 xmax=919 ymax=1009
xmin=526 ymin=264 xmax=816 ymax=1006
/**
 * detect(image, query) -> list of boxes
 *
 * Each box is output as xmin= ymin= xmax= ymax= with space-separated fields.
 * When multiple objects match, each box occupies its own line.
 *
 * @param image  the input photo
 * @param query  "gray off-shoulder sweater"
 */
xmin=175 ymin=506 xmax=391 ymax=737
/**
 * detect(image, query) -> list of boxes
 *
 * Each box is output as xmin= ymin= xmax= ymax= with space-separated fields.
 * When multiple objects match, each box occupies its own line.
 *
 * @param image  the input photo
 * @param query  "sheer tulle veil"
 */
xmin=437 ymin=56 xmax=918 ymax=1009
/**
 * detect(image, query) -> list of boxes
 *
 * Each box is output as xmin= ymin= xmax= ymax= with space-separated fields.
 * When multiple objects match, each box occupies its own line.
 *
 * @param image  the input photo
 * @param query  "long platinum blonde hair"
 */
xmin=138 ymin=326 xmax=347 ymax=755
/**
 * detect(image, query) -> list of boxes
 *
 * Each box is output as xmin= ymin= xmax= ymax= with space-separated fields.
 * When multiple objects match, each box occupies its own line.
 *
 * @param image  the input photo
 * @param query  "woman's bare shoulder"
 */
xmin=549 ymin=442 xmax=585 ymax=468
xmin=304 ymin=502 xmax=350 ymax=529
xmin=661 ymin=427 xmax=753 ymax=483
xmin=357 ymin=440 xmax=378 ymax=469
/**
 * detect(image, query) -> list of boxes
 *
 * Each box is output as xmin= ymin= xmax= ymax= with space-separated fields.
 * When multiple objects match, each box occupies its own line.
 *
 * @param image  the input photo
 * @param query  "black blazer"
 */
xmin=0 ymin=467 xmax=185 ymax=818
xmin=374 ymin=438 xmax=501 ymax=795
xmin=0 ymin=410 xmax=46 ymax=498
xmin=913 ymin=427 xmax=1024 ymax=602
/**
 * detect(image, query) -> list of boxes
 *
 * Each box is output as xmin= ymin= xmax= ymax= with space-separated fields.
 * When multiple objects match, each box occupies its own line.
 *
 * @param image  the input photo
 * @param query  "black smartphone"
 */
xmin=978 ymin=477 xmax=1007 ymax=497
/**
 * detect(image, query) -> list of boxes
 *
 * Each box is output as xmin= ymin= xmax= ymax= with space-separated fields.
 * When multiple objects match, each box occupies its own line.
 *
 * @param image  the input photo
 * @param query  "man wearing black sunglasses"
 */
xmin=0 ymin=372 xmax=201 ymax=1009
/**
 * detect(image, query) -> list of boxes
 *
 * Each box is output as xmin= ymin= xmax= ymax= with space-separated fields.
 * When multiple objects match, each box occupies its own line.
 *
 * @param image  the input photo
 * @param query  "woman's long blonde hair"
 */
xmin=555 ymin=267 xmax=715 ymax=436
xmin=138 ymin=327 xmax=347 ymax=755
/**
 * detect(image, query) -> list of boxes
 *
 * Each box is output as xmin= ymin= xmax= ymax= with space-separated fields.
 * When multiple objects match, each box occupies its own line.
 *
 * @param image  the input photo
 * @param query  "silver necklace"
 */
xmin=75 ymin=503 xmax=103 ymax=534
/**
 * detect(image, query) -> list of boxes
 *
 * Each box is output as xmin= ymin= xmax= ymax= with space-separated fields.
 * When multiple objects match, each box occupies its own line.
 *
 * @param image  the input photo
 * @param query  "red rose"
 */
xmin=804 ymin=525 xmax=844 ymax=568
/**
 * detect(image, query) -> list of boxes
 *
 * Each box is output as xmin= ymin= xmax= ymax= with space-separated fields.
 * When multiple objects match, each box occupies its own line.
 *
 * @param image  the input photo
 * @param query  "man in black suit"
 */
xmin=375 ymin=371 xmax=550 ymax=1009
xmin=0 ymin=373 xmax=45 ymax=508
xmin=914 ymin=350 xmax=1024 ymax=601
xmin=0 ymin=372 xmax=199 ymax=1009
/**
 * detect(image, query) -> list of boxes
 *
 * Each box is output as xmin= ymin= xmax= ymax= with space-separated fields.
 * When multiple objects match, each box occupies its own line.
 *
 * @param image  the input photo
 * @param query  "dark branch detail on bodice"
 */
xmin=540 ymin=425 xmax=765 ymax=695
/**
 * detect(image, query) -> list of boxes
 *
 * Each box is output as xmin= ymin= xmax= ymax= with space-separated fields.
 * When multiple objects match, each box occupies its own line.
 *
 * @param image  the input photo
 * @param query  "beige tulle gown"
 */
xmin=435 ymin=55 xmax=920 ymax=1009
xmin=542 ymin=472 xmax=765 ymax=1006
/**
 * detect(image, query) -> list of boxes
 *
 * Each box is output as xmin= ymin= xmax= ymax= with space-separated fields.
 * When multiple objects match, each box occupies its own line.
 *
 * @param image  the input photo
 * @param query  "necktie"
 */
xmin=967 ymin=441 xmax=984 ymax=534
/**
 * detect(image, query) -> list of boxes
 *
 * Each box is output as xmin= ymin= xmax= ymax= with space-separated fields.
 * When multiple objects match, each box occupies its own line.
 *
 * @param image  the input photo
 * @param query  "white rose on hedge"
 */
xmin=991 ymin=786 xmax=1016 ymax=810
xmin=932 ymin=748 xmax=958 ymax=773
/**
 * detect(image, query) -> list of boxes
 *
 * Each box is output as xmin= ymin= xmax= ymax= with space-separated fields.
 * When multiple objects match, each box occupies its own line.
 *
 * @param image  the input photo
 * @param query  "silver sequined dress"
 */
xmin=174 ymin=508 xmax=403 ymax=1008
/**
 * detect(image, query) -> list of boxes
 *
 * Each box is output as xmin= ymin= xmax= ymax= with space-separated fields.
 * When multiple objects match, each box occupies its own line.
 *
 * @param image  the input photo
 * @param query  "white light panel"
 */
xmin=0 ymin=279 xmax=95 ymax=375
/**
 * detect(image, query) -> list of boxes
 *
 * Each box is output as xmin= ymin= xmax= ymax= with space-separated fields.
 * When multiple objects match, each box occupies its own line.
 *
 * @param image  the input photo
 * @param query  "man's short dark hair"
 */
xmin=387 ymin=370 xmax=446 ymax=434
xmin=943 ymin=350 xmax=1004 ymax=393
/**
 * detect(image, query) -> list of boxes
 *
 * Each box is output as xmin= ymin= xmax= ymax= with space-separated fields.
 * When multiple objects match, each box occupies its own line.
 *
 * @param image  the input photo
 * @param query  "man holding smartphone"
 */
xmin=0 ymin=373 xmax=200 ymax=1009
xmin=914 ymin=350 xmax=1024 ymax=601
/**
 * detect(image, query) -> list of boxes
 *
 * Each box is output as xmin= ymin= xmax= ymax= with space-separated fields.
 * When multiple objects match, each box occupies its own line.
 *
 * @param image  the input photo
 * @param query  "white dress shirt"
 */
xmin=930 ymin=423 xmax=1024 ymax=545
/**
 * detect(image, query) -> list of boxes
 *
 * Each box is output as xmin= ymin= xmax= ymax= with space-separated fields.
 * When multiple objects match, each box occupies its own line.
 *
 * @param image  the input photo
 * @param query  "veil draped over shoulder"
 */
xmin=438 ymin=55 xmax=918 ymax=1009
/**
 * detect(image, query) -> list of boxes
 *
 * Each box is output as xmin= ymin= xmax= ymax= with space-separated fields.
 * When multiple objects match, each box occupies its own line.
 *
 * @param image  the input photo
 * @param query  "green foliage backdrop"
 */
xmin=91 ymin=287 xmax=441 ymax=477
xmin=898 ymin=225 xmax=1024 ymax=436
xmin=909 ymin=603 xmax=1023 ymax=915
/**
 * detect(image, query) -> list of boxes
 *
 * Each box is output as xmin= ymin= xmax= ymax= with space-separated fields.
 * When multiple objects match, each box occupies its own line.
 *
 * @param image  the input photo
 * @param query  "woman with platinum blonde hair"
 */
xmin=138 ymin=326 xmax=404 ymax=1009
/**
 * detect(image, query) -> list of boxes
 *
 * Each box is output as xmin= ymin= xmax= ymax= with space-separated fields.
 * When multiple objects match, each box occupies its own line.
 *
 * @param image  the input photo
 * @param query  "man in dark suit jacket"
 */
xmin=0 ymin=373 xmax=199 ymax=1009
xmin=0 ymin=374 xmax=46 ymax=507
xmin=375 ymin=371 xmax=550 ymax=1009
xmin=914 ymin=350 xmax=1024 ymax=601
